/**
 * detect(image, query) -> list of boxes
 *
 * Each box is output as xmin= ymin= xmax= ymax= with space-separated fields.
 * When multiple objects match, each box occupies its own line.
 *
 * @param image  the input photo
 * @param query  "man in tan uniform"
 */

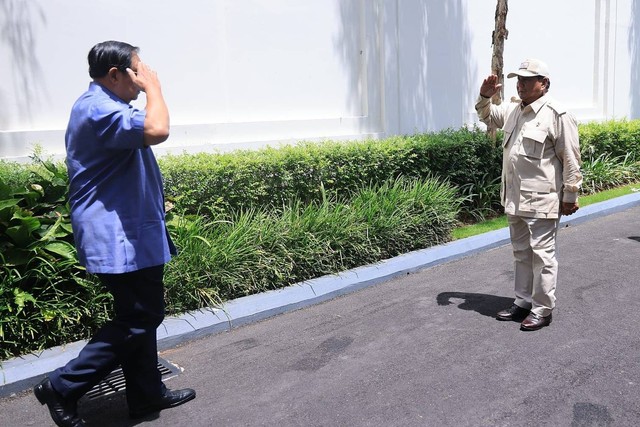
xmin=475 ymin=58 xmax=582 ymax=331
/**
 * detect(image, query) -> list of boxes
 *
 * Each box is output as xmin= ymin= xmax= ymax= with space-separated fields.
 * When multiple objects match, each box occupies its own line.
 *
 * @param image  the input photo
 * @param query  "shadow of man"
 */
xmin=436 ymin=292 xmax=514 ymax=318
xmin=79 ymin=391 xmax=159 ymax=427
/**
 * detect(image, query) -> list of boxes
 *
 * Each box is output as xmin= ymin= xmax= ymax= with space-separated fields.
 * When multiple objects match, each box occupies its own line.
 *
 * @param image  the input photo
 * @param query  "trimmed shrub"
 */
xmin=0 ymin=160 xmax=32 ymax=189
xmin=579 ymin=119 xmax=640 ymax=159
xmin=159 ymin=127 xmax=502 ymax=218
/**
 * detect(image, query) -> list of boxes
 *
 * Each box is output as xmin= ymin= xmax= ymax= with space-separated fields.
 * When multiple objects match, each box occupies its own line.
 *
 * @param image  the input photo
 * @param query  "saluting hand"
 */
xmin=127 ymin=61 xmax=162 ymax=94
xmin=480 ymin=74 xmax=502 ymax=99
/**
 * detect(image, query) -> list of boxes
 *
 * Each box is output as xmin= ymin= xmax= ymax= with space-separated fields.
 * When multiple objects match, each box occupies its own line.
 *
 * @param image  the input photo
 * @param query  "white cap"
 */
xmin=506 ymin=58 xmax=550 ymax=78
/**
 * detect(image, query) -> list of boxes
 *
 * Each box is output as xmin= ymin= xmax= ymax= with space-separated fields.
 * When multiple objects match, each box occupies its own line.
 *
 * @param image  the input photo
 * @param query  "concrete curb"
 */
xmin=2 ymin=191 xmax=640 ymax=397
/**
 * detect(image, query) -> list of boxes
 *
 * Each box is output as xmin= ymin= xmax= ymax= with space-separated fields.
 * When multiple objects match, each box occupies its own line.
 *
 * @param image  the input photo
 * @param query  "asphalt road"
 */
xmin=2 ymin=205 xmax=640 ymax=426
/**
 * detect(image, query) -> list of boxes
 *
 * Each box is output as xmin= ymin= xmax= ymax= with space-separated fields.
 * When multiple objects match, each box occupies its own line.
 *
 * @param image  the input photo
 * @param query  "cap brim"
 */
xmin=507 ymin=70 xmax=540 ymax=78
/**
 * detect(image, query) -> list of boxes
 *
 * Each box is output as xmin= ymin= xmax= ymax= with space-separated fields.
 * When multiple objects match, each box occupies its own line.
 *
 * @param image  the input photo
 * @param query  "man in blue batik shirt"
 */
xmin=34 ymin=41 xmax=195 ymax=427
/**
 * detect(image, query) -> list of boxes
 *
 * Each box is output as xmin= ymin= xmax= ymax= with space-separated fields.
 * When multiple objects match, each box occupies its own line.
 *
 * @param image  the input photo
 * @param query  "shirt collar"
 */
xmin=521 ymin=94 xmax=549 ymax=114
xmin=88 ymin=81 xmax=129 ymax=105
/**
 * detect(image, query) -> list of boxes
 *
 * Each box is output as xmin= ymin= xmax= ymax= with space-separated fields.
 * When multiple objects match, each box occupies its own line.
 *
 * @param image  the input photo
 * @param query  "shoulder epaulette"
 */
xmin=546 ymin=100 xmax=566 ymax=115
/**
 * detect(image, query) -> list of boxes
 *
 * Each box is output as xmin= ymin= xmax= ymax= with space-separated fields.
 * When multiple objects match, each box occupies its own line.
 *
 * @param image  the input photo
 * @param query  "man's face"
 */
xmin=517 ymin=76 xmax=546 ymax=105
xmin=108 ymin=53 xmax=141 ymax=103
xmin=119 ymin=53 xmax=142 ymax=103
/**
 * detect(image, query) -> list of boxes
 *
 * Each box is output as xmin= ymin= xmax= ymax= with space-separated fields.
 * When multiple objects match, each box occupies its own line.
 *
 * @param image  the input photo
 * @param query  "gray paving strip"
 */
xmin=2 ymin=191 xmax=640 ymax=397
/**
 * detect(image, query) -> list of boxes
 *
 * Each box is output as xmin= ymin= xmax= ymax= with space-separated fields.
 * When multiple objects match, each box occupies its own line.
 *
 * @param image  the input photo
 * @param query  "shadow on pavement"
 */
xmin=571 ymin=402 xmax=614 ymax=427
xmin=436 ymin=291 xmax=513 ymax=317
xmin=78 ymin=392 xmax=159 ymax=427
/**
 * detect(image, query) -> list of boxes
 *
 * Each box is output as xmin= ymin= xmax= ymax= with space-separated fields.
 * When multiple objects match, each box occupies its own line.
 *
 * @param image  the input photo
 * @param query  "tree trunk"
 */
xmin=491 ymin=0 xmax=508 ymax=105
xmin=488 ymin=0 xmax=508 ymax=141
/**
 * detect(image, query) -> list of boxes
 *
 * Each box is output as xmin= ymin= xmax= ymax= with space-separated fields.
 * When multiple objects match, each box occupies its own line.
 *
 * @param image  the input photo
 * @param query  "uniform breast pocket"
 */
xmin=520 ymin=128 xmax=548 ymax=159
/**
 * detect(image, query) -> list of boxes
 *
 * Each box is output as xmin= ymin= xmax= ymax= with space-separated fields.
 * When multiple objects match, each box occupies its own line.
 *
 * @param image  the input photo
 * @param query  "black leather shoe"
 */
xmin=129 ymin=387 xmax=196 ymax=419
xmin=33 ymin=378 xmax=85 ymax=427
xmin=496 ymin=304 xmax=530 ymax=322
xmin=520 ymin=312 xmax=552 ymax=331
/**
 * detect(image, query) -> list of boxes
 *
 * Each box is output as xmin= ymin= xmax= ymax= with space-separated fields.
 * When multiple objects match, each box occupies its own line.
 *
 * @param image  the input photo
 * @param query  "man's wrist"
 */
xmin=562 ymin=192 xmax=579 ymax=204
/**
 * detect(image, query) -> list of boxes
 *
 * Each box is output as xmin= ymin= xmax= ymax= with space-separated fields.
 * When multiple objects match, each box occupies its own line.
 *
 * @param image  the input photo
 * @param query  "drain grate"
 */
xmin=83 ymin=357 xmax=181 ymax=400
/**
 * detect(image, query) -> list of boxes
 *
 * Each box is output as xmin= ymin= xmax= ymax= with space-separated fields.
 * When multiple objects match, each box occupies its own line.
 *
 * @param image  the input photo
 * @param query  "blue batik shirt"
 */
xmin=65 ymin=82 xmax=176 ymax=274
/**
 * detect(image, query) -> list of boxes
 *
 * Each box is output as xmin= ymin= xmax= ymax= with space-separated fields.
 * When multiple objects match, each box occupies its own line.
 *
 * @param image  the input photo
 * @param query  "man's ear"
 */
xmin=107 ymin=67 xmax=120 ymax=83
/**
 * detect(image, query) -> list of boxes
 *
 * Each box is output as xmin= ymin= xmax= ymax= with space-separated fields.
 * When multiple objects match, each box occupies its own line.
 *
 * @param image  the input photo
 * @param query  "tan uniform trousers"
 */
xmin=507 ymin=214 xmax=560 ymax=317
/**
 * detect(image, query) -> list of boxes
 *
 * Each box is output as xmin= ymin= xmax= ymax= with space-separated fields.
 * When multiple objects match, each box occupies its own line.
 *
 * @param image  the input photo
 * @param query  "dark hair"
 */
xmin=88 ymin=41 xmax=139 ymax=78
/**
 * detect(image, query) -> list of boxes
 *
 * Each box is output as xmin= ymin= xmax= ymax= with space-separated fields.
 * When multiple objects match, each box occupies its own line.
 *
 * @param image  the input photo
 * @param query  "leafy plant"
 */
xmin=581 ymin=153 xmax=640 ymax=194
xmin=0 ymin=155 xmax=108 ymax=360
xmin=457 ymin=173 xmax=502 ymax=222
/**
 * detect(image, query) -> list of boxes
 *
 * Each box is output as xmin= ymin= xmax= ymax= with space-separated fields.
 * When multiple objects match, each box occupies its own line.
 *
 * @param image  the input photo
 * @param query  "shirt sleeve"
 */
xmin=89 ymin=101 xmax=146 ymax=150
xmin=475 ymin=95 xmax=506 ymax=129
xmin=554 ymin=112 xmax=583 ymax=203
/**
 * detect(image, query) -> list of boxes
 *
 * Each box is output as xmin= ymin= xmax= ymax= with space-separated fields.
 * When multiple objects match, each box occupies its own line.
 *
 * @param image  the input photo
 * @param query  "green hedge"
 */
xmin=0 ymin=160 xmax=32 ymax=190
xmin=159 ymin=127 xmax=502 ymax=217
xmin=579 ymin=119 xmax=640 ymax=159
xmin=159 ymin=120 xmax=640 ymax=219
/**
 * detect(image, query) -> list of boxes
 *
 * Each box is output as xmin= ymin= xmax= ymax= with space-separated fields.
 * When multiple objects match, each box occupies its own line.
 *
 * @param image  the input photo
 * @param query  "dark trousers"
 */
xmin=49 ymin=265 xmax=166 ymax=408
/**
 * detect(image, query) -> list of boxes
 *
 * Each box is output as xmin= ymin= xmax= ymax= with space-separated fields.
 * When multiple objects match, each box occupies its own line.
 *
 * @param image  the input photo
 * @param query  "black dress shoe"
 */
xmin=496 ymin=304 xmax=530 ymax=322
xmin=33 ymin=378 xmax=85 ymax=427
xmin=520 ymin=312 xmax=552 ymax=331
xmin=129 ymin=387 xmax=196 ymax=419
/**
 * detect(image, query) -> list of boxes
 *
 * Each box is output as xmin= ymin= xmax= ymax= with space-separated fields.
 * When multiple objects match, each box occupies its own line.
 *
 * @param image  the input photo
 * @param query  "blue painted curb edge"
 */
xmin=2 ymin=191 xmax=639 ymax=397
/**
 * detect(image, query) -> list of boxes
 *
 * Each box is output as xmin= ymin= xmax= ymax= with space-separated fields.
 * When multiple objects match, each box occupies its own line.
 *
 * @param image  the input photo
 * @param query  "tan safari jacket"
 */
xmin=475 ymin=94 xmax=582 ymax=219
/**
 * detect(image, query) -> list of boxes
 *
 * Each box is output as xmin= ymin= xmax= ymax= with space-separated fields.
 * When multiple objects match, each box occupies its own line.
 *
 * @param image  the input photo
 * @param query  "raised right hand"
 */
xmin=480 ymin=75 xmax=502 ymax=98
xmin=127 ymin=61 xmax=162 ymax=94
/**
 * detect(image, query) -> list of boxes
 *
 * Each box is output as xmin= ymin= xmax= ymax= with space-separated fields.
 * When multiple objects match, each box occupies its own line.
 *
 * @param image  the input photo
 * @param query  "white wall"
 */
xmin=0 ymin=0 xmax=636 ymax=161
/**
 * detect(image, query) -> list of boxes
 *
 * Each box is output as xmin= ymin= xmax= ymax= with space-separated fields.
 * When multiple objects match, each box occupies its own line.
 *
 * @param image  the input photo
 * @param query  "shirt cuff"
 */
xmin=562 ymin=191 xmax=578 ymax=204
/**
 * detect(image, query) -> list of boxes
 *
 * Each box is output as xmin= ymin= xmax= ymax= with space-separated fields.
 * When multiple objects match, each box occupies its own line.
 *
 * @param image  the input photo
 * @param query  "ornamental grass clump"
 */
xmin=163 ymin=177 xmax=460 ymax=313
xmin=580 ymin=153 xmax=640 ymax=194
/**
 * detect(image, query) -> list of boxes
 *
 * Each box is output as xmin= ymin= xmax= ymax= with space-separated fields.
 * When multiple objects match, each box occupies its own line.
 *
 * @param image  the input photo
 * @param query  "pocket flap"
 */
xmin=522 ymin=128 xmax=547 ymax=143
xmin=502 ymin=130 xmax=512 ymax=147
xmin=521 ymin=179 xmax=552 ymax=193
